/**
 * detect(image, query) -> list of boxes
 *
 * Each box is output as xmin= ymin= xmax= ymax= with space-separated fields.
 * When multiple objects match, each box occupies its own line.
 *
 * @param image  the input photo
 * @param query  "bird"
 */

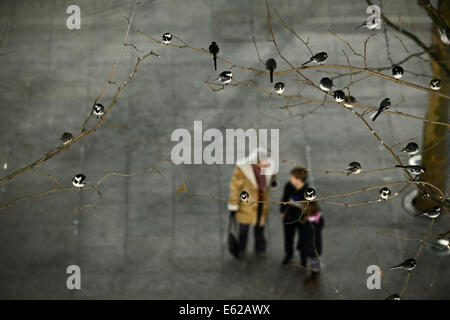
xmin=274 ymin=82 xmax=285 ymax=94
xmin=92 ymin=103 xmax=105 ymax=118
xmin=400 ymin=142 xmax=419 ymax=156
xmin=304 ymin=188 xmax=317 ymax=201
xmin=265 ymin=58 xmax=277 ymax=83
xmin=302 ymin=52 xmax=328 ymax=66
xmin=72 ymin=174 xmax=87 ymax=188
xmin=355 ymin=17 xmax=381 ymax=30
xmin=209 ymin=41 xmax=219 ymax=70
xmin=346 ymin=162 xmax=362 ymax=175
xmin=162 ymin=32 xmax=172 ymax=45
xmin=379 ymin=187 xmax=391 ymax=200
xmin=371 ymin=98 xmax=391 ymax=121
xmin=395 ymin=165 xmax=425 ymax=176
xmin=430 ymin=79 xmax=442 ymax=91
xmin=385 ymin=294 xmax=401 ymax=300
xmin=415 ymin=206 xmax=441 ymax=219
xmin=319 ymin=77 xmax=333 ymax=92
xmin=61 ymin=132 xmax=73 ymax=145
xmin=343 ymin=95 xmax=356 ymax=108
xmin=392 ymin=66 xmax=404 ymax=79
xmin=333 ymin=90 xmax=345 ymax=102
xmin=215 ymin=71 xmax=232 ymax=84
xmin=389 ymin=258 xmax=416 ymax=271
xmin=240 ymin=191 xmax=249 ymax=202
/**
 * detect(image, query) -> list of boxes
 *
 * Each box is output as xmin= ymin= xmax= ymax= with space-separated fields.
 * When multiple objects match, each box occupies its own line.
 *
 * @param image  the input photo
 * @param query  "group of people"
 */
xmin=228 ymin=154 xmax=324 ymax=288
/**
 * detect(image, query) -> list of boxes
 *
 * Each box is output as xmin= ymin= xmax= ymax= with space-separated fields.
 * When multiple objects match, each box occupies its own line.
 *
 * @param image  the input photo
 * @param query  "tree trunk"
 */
xmin=415 ymin=0 xmax=449 ymax=210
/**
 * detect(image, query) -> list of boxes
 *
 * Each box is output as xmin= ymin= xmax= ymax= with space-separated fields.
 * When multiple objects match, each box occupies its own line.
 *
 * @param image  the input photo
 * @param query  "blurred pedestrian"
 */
xmin=300 ymin=201 xmax=324 ymax=288
xmin=279 ymin=167 xmax=309 ymax=267
xmin=228 ymin=148 xmax=276 ymax=259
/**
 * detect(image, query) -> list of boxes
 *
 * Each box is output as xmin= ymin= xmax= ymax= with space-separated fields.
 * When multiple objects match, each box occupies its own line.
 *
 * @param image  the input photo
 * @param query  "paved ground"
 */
xmin=0 ymin=0 xmax=449 ymax=299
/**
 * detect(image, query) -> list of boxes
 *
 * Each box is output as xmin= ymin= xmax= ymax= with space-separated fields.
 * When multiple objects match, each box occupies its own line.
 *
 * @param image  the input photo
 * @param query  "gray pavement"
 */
xmin=0 ymin=0 xmax=449 ymax=299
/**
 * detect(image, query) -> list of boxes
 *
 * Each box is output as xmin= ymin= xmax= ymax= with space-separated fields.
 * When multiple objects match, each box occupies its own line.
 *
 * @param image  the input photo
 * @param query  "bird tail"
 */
xmin=371 ymin=111 xmax=381 ymax=121
xmin=389 ymin=265 xmax=402 ymax=270
xmin=414 ymin=212 xmax=424 ymax=217
xmin=302 ymin=59 xmax=312 ymax=67
xmin=213 ymin=56 xmax=217 ymax=70
xmin=395 ymin=165 xmax=405 ymax=169
xmin=355 ymin=22 xmax=366 ymax=29
xmin=270 ymin=70 xmax=273 ymax=83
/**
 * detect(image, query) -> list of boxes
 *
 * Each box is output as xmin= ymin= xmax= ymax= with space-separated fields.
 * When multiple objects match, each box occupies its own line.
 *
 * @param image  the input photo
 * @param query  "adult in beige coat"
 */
xmin=228 ymin=151 xmax=276 ymax=258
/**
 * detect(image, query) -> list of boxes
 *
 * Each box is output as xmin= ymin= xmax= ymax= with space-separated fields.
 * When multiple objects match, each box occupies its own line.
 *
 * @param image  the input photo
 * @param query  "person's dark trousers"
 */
xmin=238 ymin=203 xmax=266 ymax=254
xmin=283 ymin=220 xmax=297 ymax=258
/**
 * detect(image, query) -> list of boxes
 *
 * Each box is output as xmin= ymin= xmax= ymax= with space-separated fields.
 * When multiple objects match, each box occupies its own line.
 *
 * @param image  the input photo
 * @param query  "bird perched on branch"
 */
xmin=265 ymin=58 xmax=277 ymax=83
xmin=344 ymin=95 xmax=356 ymax=108
xmin=302 ymin=52 xmax=327 ymax=66
xmin=430 ymin=79 xmax=442 ymax=91
xmin=61 ymin=132 xmax=73 ymax=145
xmin=395 ymin=165 xmax=425 ymax=176
xmin=415 ymin=206 xmax=441 ymax=219
xmin=371 ymin=98 xmax=391 ymax=121
xmin=319 ymin=77 xmax=333 ymax=92
xmin=392 ymin=66 xmax=404 ymax=79
xmin=400 ymin=142 xmax=419 ymax=156
xmin=162 ymin=32 xmax=172 ymax=45
xmin=72 ymin=174 xmax=87 ymax=188
xmin=304 ymin=188 xmax=317 ymax=201
xmin=240 ymin=191 xmax=249 ymax=202
xmin=274 ymin=82 xmax=285 ymax=94
xmin=215 ymin=71 xmax=232 ymax=84
xmin=346 ymin=162 xmax=362 ymax=175
xmin=389 ymin=258 xmax=416 ymax=271
xmin=355 ymin=15 xmax=381 ymax=30
xmin=92 ymin=103 xmax=105 ymax=118
xmin=379 ymin=187 xmax=391 ymax=200
xmin=333 ymin=90 xmax=345 ymax=102
xmin=209 ymin=42 xmax=219 ymax=70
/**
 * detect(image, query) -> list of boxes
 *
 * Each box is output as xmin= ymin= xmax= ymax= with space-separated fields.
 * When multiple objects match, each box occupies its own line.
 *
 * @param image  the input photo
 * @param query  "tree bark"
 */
xmin=415 ymin=0 xmax=449 ymax=210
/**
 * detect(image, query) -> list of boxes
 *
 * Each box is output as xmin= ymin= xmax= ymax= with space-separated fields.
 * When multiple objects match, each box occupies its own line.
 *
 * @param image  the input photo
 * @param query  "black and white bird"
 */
xmin=371 ymin=98 xmax=391 ymax=121
xmin=274 ymin=82 xmax=285 ymax=94
xmin=389 ymin=258 xmax=416 ymax=271
xmin=240 ymin=191 xmax=249 ymax=202
xmin=430 ymin=79 xmax=442 ymax=91
xmin=92 ymin=103 xmax=105 ymax=118
xmin=356 ymin=17 xmax=381 ymax=30
xmin=162 ymin=32 xmax=172 ymax=45
xmin=215 ymin=71 xmax=232 ymax=84
xmin=319 ymin=77 xmax=333 ymax=92
xmin=304 ymin=188 xmax=317 ymax=201
xmin=415 ymin=206 xmax=441 ymax=219
xmin=400 ymin=142 xmax=419 ymax=156
xmin=302 ymin=52 xmax=328 ymax=66
xmin=385 ymin=294 xmax=401 ymax=300
xmin=346 ymin=162 xmax=362 ymax=175
xmin=344 ymin=95 xmax=356 ymax=108
xmin=395 ymin=165 xmax=426 ymax=176
xmin=72 ymin=174 xmax=87 ymax=188
xmin=379 ymin=187 xmax=391 ymax=200
xmin=265 ymin=58 xmax=277 ymax=83
xmin=333 ymin=90 xmax=345 ymax=102
xmin=392 ymin=66 xmax=404 ymax=79
xmin=209 ymin=41 xmax=219 ymax=70
xmin=61 ymin=132 xmax=73 ymax=145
